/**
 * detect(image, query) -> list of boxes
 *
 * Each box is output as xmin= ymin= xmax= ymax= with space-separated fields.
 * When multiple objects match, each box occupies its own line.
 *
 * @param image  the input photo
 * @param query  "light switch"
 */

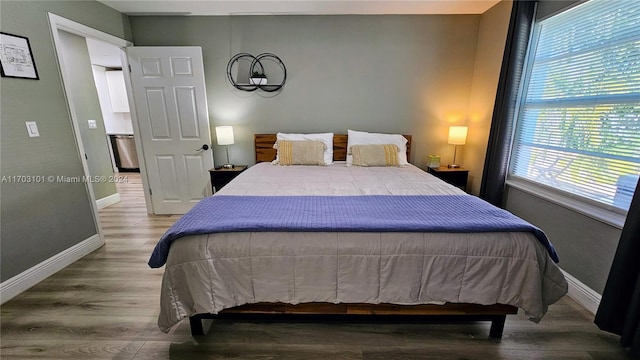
xmin=88 ymin=119 xmax=97 ymax=129
xmin=25 ymin=121 xmax=40 ymax=137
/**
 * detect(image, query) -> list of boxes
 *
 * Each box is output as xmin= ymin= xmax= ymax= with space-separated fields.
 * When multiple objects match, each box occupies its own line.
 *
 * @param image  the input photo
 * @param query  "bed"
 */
xmin=149 ymin=133 xmax=568 ymax=338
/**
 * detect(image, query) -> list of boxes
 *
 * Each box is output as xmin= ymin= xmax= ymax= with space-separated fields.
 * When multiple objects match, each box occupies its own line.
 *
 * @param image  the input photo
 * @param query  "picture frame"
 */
xmin=0 ymin=32 xmax=39 ymax=80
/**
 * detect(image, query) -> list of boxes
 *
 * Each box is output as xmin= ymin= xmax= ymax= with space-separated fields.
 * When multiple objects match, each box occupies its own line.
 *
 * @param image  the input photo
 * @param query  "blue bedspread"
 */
xmin=148 ymin=195 xmax=559 ymax=268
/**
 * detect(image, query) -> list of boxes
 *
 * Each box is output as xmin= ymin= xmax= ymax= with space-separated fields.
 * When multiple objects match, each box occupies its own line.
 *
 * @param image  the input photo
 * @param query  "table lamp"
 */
xmin=216 ymin=126 xmax=235 ymax=169
xmin=447 ymin=126 xmax=467 ymax=168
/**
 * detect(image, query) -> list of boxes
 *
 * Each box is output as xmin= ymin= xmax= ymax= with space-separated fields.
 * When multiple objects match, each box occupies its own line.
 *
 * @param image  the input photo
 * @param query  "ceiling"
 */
xmin=97 ymin=0 xmax=501 ymax=16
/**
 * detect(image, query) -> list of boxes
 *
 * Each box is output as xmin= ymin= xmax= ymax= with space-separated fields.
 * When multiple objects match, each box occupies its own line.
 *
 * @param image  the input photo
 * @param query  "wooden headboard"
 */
xmin=255 ymin=134 xmax=412 ymax=163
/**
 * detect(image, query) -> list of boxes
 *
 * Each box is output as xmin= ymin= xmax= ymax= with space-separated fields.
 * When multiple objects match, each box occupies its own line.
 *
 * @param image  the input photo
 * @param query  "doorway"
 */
xmin=48 ymin=13 xmax=150 ymax=242
xmin=85 ymin=38 xmax=141 ymax=176
xmin=49 ymin=13 xmax=214 ymax=219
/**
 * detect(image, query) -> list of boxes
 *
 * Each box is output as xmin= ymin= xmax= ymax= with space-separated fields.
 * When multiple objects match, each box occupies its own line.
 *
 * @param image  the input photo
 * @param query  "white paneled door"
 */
xmin=127 ymin=47 xmax=214 ymax=214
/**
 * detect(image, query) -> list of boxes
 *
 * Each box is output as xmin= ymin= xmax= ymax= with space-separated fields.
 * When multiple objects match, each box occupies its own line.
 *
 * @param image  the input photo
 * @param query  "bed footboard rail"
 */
xmin=188 ymin=302 xmax=517 ymax=338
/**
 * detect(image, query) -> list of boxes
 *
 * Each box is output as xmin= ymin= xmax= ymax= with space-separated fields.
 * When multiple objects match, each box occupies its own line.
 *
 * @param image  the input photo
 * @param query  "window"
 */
xmin=510 ymin=0 xmax=640 ymax=213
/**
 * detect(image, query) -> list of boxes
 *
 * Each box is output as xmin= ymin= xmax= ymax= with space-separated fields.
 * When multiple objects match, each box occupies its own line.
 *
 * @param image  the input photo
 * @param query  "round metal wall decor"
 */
xmin=226 ymin=53 xmax=286 ymax=92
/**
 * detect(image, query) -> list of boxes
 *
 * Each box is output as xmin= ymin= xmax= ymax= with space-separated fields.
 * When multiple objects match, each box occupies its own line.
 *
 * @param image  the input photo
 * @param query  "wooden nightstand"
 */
xmin=426 ymin=166 xmax=469 ymax=192
xmin=209 ymin=166 xmax=248 ymax=193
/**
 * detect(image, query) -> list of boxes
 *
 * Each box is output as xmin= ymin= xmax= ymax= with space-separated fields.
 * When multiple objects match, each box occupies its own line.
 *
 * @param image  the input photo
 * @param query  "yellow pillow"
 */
xmin=275 ymin=140 xmax=326 ymax=165
xmin=350 ymin=144 xmax=399 ymax=167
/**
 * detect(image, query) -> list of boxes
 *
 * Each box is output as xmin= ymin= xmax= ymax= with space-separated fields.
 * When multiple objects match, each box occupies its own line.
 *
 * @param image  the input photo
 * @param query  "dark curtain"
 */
xmin=595 ymin=179 xmax=640 ymax=357
xmin=479 ymin=0 xmax=537 ymax=207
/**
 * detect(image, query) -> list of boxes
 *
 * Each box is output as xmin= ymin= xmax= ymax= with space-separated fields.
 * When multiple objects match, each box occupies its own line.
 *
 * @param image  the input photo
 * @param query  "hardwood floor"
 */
xmin=0 ymin=174 xmax=632 ymax=359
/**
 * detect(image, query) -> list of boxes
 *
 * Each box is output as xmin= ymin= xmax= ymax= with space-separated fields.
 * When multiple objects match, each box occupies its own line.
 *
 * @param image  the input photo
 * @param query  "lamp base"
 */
xmin=447 ymin=164 xmax=461 ymax=168
xmin=222 ymin=164 xmax=235 ymax=169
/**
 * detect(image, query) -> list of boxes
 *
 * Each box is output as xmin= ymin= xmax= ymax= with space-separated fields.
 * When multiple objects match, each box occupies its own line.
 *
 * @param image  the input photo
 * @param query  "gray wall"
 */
xmin=58 ymin=30 xmax=117 ymax=200
xmin=465 ymin=0 xmax=512 ymax=195
xmin=0 ymin=0 xmax=131 ymax=281
xmin=129 ymin=15 xmax=485 ymax=168
xmin=505 ymin=188 xmax=621 ymax=293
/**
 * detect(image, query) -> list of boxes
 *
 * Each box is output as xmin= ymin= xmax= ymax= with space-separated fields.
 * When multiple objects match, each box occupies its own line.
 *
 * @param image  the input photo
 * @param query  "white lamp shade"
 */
xmin=448 ymin=126 xmax=468 ymax=145
xmin=216 ymin=126 xmax=235 ymax=145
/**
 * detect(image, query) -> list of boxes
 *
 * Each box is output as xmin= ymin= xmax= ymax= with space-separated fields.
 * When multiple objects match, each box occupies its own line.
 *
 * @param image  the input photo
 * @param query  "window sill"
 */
xmin=506 ymin=178 xmax=626 ymax=229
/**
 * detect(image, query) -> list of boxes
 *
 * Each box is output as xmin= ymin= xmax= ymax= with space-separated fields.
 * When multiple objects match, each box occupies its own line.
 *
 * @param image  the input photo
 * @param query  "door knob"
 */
xmin=197 ymin=144 xmax=210 ymax=151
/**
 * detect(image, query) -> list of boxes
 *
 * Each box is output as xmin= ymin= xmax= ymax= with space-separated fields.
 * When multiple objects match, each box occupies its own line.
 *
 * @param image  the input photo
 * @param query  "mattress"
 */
xmin=156 ymin=163 xmax=568 ymax=332
xmin=217 ymin=162 xmax=464 ymax=196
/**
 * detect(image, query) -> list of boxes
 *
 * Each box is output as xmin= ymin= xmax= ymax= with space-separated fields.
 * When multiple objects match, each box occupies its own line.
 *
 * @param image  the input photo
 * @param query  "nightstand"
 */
xmin=426 ymin=166 xmax=469 ymax=192
xmin=209 ymin=166 xmax=248 ymax=193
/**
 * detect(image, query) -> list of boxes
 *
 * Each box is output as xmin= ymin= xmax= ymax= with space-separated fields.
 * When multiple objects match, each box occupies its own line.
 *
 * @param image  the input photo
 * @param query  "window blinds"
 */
xmin=511 ymin=0 xmax=640 ymax=211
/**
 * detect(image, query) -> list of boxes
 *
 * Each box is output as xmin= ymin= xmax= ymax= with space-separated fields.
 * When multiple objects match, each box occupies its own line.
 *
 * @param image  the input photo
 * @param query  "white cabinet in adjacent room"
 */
xmin=105 ymin=70 xmax=130 ymax=112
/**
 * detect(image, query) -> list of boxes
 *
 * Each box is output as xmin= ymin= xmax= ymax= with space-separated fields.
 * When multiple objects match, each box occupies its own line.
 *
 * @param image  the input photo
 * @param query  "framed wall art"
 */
xmin=0 ymin=32 xmax=39 ymax=80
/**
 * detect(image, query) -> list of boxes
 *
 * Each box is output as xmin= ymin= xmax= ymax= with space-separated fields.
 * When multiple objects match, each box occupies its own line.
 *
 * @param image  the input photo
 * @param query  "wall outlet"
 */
xmin=88 ymin=119 xmax=97 ymax=129
xmin=25 ymin=121 xmax=40 ymax=137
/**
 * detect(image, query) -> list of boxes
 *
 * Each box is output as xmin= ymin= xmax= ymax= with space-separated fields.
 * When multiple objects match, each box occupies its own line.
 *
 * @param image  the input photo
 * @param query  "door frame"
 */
xmin=48 ymin=13 xmax=154 ymax=217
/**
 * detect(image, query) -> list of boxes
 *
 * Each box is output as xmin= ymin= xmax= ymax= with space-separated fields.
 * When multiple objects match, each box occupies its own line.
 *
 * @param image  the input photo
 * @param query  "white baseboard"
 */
xmin=0 ymin=234 xmax=104 ymax=305
xmin=561 ymin=269 xmax=602 ymax=315
xmin=96 ymin=192 xmax=120 ymax=209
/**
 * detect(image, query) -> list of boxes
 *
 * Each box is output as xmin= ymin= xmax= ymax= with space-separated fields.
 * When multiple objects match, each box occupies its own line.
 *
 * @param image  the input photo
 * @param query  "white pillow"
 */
xmin=275 ymin=132 xmax=334 ymax=165
xmin=347 ymin=129 xmax=408 ymax=165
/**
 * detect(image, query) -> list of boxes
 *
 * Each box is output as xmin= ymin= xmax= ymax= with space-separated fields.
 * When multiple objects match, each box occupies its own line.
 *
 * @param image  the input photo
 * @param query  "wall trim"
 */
xmin=562 ymin=269 xmax=602 ymax=315
xmin=506 ymin=179 xmax=626 ymax=229
xmin=96 ymin=193 xmax=120 ymax=209
xmin=0 ymin=234 xmax=104 ymax=305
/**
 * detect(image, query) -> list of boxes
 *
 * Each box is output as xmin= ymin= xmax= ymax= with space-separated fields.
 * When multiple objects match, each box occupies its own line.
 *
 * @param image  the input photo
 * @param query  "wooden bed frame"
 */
xmin=187 ymin=134 xmax=517 ymax=338
xmin=254 ymin=133 xmax=412 ymax=163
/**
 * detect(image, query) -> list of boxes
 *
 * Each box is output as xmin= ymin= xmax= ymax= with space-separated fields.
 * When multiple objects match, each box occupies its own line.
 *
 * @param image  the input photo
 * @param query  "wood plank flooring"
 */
xmin=0 ymin=174 xmax=632 ymax=359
